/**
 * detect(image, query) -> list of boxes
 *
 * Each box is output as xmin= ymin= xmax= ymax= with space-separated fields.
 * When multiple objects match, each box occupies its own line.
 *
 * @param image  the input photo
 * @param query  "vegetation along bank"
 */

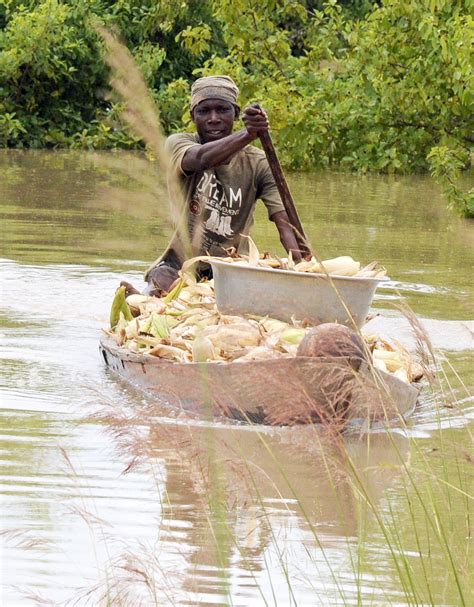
xmin=1 ymin=0 xmax=472 ymax=215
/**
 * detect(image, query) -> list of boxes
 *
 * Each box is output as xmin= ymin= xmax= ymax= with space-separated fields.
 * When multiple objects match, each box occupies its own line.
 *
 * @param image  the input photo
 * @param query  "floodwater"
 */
xmin=1 ymin=150 xmax=473 ymax=606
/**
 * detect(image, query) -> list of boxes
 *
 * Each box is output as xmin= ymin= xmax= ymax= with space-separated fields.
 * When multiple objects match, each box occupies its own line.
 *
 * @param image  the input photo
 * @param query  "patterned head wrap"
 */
xmin=190 ymin=75 xmax=240 ymax=112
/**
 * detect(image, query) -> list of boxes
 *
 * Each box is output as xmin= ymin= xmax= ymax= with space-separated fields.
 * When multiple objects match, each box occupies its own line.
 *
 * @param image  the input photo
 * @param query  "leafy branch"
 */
xmin=428 ymin=146 xmax=474 ymax=218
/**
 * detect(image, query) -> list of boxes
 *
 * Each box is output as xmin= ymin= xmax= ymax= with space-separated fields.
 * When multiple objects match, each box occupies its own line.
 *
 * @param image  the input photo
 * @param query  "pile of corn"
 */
xmin=105 ymin=275 xmax=421 ymax=384
xmin=181 ymin=240 xmax=388 ymax=279
xmin=218 ymin=254 xmax=388 ymax=278
xmin=364 ymin=334 xmax=421 ymax=384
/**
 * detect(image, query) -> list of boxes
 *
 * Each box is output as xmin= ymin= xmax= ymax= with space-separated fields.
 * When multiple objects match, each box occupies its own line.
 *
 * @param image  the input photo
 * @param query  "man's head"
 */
xmin=190 ymin=75 xmax=240 ymax=143
xmin=190 ymin=75 xmax=239 ymax=113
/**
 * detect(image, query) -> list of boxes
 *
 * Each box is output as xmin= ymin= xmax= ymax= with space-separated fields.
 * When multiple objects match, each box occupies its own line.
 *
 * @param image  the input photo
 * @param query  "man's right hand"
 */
xmin=243 ymin=105 xmax=270 ymax=139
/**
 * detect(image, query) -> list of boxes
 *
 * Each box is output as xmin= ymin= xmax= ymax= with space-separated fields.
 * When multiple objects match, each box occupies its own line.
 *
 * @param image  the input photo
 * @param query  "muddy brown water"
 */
xmin=1 ymin=150 xmax=472 ymax=606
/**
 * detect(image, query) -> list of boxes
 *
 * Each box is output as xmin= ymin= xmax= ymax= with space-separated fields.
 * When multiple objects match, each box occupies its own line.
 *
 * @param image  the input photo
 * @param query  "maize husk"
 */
xmin=321 ymin=257 xmax=360 ymax=276
xmin=110 ymin=286 xmax=133 ymax=328
xmin=202 ymin=324 xmax=261 ymax=353
xmin=148 ymin=344 xmax=189 ymax=361
xmin=279 ymin=327 xmax=307 ymax=345
xmin=260 ymin=318 xmax=290 ymax=334
xmin=192 ymin=334 xmax=216 ymax=362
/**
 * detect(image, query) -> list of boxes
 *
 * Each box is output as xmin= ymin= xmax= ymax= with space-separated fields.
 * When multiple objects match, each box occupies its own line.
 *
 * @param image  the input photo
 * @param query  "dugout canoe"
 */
xmin=99 ymin=335 xmax=419 ymax=426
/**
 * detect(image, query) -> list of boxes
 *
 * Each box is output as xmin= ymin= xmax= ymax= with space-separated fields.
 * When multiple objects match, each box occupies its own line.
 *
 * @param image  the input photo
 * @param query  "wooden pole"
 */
xmin=250 ymin=104 xmax=311 ymax=259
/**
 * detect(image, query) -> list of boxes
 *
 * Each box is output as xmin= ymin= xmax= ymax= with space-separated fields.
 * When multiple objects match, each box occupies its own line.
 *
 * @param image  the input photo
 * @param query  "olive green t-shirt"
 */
xmin=158 ymin=132 xmax=285 ymax=264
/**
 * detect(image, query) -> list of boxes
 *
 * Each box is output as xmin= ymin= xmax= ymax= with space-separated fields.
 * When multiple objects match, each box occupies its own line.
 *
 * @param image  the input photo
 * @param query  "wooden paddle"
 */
xmin=252 ymin=104 xmax=312 ymax=260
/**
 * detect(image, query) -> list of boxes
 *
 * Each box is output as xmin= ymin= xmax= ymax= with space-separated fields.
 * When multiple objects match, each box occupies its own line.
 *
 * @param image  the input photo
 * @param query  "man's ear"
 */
xmin=234 ymin=106 xmax=240 ymax=120
xmin=190 ymin=109 xmax=195 ymax=123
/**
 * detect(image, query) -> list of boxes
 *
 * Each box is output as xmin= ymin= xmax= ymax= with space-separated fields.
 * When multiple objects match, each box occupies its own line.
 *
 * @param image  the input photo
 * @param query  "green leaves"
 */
xmin=428 ymin=146 xmax=474 ymax=218
xmin=1 ymin=0 xmax=472 ymax=216
xmin=176 ymin=24 xmax=212 ymax=56
xmin=0 ymin=0 xmax=222 ymax=148
xmin=110 ymin=285 xmax=133 ymax=328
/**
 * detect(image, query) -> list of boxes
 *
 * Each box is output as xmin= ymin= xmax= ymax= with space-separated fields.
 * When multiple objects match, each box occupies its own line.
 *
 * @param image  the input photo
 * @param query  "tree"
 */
xmin=1 ymin=0 xmax=472 ymax=215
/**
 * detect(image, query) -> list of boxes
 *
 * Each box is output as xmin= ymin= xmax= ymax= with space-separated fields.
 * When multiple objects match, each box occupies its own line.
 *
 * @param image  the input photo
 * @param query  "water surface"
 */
xmin=1 ymin=150 xmax=472 ymax=606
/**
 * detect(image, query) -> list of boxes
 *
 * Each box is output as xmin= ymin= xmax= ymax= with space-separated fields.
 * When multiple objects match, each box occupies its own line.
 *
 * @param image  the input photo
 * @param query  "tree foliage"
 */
xmin=0 ymin=0 xmax=222 ymax=147
xmin=0 ymin=0 xmax=472 ymax=215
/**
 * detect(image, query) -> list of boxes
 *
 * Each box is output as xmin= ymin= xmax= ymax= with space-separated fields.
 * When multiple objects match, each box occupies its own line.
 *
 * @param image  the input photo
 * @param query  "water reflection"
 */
xmin=91 ymin=401 xmax=410 ymax=605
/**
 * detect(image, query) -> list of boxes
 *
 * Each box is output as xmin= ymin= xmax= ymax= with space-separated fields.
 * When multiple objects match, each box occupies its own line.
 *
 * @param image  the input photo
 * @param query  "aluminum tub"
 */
xmin=209 ymin=260 xmax=388 ymax=328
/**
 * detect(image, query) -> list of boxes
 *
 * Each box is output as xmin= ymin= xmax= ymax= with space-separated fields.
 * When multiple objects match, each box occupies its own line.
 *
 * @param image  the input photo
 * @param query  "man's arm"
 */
xmin=271 ymin=210 xmax=303 ymax=263
xmin=182 ymin=107 xmax=269 ymax=173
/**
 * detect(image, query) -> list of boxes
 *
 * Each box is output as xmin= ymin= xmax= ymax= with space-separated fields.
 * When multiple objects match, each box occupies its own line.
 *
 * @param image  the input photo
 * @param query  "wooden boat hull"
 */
xmin=99 ymin=335 xmax=419 ymax=426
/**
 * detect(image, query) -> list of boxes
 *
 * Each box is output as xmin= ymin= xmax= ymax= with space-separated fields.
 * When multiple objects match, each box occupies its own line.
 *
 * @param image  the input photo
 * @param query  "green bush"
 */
xmin=0 ymin=0 xmax=222 ymax=147
xmin=1 ymin=0 xmax=472 ymax=214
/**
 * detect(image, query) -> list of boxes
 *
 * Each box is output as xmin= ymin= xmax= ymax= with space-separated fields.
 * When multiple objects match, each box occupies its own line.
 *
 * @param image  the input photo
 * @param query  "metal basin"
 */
xmin=209 ymin=260 xmax=388 ymax=328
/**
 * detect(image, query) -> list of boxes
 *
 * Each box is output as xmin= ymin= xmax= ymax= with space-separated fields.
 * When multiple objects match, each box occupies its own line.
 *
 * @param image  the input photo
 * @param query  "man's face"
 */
xmin=192 ymin=99 xmax=237 ymax=143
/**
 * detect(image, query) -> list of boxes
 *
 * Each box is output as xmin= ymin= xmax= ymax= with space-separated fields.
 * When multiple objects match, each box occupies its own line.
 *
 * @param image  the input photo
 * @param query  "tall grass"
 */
xmin=94 ymin=25 xmax=195 ymax=269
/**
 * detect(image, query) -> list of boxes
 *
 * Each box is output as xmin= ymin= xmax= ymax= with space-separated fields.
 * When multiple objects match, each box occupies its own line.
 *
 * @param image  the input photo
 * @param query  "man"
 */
xmin=142 ymin=75 xmax=301 ymax=296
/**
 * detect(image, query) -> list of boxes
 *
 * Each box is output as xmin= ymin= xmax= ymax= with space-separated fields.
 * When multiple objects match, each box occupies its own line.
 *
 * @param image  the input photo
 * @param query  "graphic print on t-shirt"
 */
xmin=192 ymin=171 xmax=242 ymax=243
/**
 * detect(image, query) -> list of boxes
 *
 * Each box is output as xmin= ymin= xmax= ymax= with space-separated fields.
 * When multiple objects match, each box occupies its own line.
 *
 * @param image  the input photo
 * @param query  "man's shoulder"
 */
xmin=166 ymin=132 xmax=200 ymax=150
xmin=167 ymin=131 xmax=199 ymax=143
